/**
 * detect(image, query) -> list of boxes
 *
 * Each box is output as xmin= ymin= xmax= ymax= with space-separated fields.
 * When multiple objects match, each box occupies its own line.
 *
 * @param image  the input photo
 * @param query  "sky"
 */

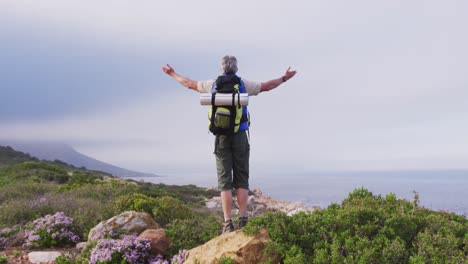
xmin=1 ymin=0 xmax=468 ymax=175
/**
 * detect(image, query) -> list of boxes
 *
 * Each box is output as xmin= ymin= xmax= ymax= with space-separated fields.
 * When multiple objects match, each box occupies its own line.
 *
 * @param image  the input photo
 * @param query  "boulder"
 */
xmin=185 ymin=229 xmax=280 ymax=264
xmin=28 ymin=251 xmax=62 ymax=264
xmin=138 ymin=228 xmax=170 ymax=255
xmin=287 ymin=207 xmax=309 ymax=216
xmin=88 ymin=211 xmax=160 ymax=241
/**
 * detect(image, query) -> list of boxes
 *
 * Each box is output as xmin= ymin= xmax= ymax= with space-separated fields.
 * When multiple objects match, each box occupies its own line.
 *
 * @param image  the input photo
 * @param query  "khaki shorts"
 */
xmin=214 ymin=130 xmax=250 ymax=191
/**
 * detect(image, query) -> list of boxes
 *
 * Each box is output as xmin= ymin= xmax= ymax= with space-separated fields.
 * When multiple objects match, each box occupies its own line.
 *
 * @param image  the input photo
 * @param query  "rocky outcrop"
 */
xmin=88 ymin=211 xmax=160 ymax=241
xmin=138 ymin=228 xmax=170 ymax=256
xmin=185 ymin=229 xmax=280 ymax=264
xmin=205 ymin=189 xmax=318 ymax=217
xmin=28 ymin=251 xmax=62 ymax=264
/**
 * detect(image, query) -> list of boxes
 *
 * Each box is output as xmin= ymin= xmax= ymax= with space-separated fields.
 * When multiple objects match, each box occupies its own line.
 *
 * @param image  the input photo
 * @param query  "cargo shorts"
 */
xmin=214 ymin=130 xmax=250 ymax=191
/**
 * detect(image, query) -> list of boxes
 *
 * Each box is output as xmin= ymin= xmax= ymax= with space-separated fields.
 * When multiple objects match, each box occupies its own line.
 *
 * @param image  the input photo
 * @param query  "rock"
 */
xmin=185 ymin=229 xmax=280 ymax=264
xmin=205 ymin=189 xmax=317 ymax=218
xmin=206 ymin=197 xmax=222 ymax=209
xmin=28 ymin=251 xmax=62 ymax=264
xmin=88 ymin=211 xmax=160 ymax=241
xmin=138 ymin=228 xmax=170 ymax=255
xmin=287 ymin=207 xmax=309 ymax=216
xmin=76 ymin=242 xmax=88 ymax=251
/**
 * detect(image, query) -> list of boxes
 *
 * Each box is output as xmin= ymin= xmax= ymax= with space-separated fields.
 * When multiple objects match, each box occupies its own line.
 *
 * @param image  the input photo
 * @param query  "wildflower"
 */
xmin=39 ymin=197 xmax=48 ymax=205
xmin=89 ymin=235 xmax=153 ymax=264
xmin=24 ymin=212 xmax=80 ymax=248
xmin=171 ymin=250 xmax=188 ymax=264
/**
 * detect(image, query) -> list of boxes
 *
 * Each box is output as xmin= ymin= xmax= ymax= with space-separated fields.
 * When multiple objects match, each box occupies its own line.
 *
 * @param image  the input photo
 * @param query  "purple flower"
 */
xmin=171 ymin=250 xmax=188 ymax=264
xmin=39 ymin=197 xmax=48 ymax=205
xmin=150 ymin=254 xmax=169 ymax=264
xmin=89 ymin=235 xmax=154 ymax=264
xmin=24 ymin=212 xmax=80 ymax=248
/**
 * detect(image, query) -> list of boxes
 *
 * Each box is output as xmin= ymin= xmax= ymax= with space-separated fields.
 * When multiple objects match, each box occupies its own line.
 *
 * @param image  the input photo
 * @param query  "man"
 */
xmin=162 ymin=55 xmax=297 ymax=233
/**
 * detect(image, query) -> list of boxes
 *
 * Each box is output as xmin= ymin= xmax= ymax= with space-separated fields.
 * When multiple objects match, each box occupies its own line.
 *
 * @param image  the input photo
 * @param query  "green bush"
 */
xmin=165 ymin=213 xmax=221 ymax=256
xmin=114 ymin=193 xmax=159 ymax=215
xmin=244 ymin=188 xmax=468 ymax=263
xmin=0 ymin=255 xmax=7 ymax=264
xmin=152 ymin=196 xmax=194 ymax=227
xmin=0 ymin=161 xmax=70 ymax=184
xmin=56 ymin=171 xmax=103 ymax=192
xmin=55 ymin=255 xmax=75 ymax=264
xmin=75 ymin=240 xmax=97 ymax=264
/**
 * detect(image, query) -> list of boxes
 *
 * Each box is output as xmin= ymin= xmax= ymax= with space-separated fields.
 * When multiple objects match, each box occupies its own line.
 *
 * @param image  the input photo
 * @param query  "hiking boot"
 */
xmin=238 ymin=217 xmax=248 ymax=229
xmin=223 ymin=219 xmax=235 ymax=233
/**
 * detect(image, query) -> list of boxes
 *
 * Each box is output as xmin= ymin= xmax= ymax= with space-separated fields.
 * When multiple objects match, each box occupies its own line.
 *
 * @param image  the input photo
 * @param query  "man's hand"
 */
xmin=260 ymin=66 xmax=298 ymax=93
xmin=284 ymin=66 xmax=297 ymax=81
xmin=161 ymin=64 xmax=175 ymax=76
xmin=161 ymin=64 xmax=198 ymax=91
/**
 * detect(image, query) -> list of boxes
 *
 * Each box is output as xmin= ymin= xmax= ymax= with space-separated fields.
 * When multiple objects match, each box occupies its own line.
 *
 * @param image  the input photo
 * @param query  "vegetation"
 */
xmin=1 ymin=146 xmax=466 ymax=263
xmin=165 ymin=214 xmax=220 ymax=256
xmin=243 ymin=187 xmax=468 ymax=263
xmin=0 ymin=146 xmax=221 ymax=240
xmin=0 ymin=145 xmax=37 ymax=167
xmin=24 ymin=212 xmax=80 ymax=248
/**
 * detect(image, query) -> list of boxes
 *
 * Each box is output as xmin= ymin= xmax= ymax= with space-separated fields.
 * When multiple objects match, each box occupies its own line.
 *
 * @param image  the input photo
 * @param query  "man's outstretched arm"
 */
xmin=161 ymin=64 xmax=199 ymax=91
xmin=260 ymin=67 xmax=297 ymax=93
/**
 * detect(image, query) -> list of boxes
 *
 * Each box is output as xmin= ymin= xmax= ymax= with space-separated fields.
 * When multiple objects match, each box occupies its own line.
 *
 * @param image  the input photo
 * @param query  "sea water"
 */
xmin=133 ymin=170 xmax=468 ymax=216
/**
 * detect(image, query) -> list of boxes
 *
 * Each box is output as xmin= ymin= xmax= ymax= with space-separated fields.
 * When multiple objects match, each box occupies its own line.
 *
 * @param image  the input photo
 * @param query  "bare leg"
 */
xmin=221 ymin=190 xmax=233 ymax=221
xmin=237 ymin=188 xmax=249 ymax=218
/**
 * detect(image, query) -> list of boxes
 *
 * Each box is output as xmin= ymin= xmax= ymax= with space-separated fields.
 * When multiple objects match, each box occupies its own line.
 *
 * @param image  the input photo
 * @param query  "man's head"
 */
xmin=221 ymin=55 xmax=238 ymax=74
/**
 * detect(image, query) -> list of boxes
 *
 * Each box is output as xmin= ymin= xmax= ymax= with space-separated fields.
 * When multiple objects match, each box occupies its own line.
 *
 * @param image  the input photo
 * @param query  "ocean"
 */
xmin=133 ymin=170 xmax=468 ymax=216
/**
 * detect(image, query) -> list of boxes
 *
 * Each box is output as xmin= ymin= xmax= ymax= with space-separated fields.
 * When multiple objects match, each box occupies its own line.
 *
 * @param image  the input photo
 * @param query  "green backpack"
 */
xmin=208 ymin=75 xmax=247 ymax=135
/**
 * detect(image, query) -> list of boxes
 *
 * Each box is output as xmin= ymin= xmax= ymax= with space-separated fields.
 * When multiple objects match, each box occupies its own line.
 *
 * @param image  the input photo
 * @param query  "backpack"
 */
xmin=208 ymin=74 xmax=249 ymax=135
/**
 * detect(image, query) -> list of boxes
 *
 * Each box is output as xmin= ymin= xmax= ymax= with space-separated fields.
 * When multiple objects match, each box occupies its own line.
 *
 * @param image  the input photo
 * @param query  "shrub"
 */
xmin=88 ymin=235 xmax=153 ymax=264
xmin=56 ymin=171 xmax=103 ymax=192
xmin=0 ymin=255 xmax=7 ymax=264
xmin=165 ymin=214 xmax=220 ymax=256
xmin=115 ymin=194 xmax=195 ymax=227
xmin=152 ymin=196 xmax=194 ymax=227
xmin=149 ymin=255 xmax=169 ymax=264
xmin=0 ymin=225 xmax=20 ymax=250
xmin=55 ymin=255 xmax=76 ymax=264
xmin=24 ymin=212 xmax=80 ymax=248
xmin=243 ymin=188 xmax=468 ymax=263
xmin=114 ymin=193 xmax=159 ymax=216
xmin=0 ymin=161 xmax=69 ymax=184
xmin=147 ymin=250 xmax=188 ymax=264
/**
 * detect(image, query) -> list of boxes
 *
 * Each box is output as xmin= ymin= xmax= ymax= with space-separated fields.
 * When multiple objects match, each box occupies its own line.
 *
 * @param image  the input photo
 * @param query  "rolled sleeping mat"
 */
xmin=200 ymin=93 xmax=249 ymax=106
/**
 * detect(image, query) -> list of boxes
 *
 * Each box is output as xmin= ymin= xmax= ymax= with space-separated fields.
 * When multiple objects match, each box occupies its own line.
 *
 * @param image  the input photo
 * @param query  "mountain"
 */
xmin=0 ymin=141 xmax=158 ymax=178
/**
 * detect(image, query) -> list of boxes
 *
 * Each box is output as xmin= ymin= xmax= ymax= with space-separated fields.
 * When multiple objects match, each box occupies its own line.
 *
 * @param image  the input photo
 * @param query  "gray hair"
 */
xmin=221 ymin=55 xmax=238 ymax=74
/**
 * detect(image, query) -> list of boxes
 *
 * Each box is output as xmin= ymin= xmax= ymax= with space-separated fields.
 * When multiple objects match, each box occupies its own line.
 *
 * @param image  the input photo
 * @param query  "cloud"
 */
xmin=1 ymin=0 xmax=468 ymax=172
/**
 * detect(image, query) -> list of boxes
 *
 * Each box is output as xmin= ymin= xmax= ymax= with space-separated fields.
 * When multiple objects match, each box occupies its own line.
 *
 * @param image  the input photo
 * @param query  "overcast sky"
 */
xmin=1 ymin=0 xmax=468 ymax=175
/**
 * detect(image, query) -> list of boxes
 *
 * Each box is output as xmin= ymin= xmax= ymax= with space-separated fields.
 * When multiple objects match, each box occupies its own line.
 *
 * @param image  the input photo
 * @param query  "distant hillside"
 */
xmin=0 ymin=146 xmax=37 ymax=167
xmin=0 ymin=141 xmax=158 ymax=178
